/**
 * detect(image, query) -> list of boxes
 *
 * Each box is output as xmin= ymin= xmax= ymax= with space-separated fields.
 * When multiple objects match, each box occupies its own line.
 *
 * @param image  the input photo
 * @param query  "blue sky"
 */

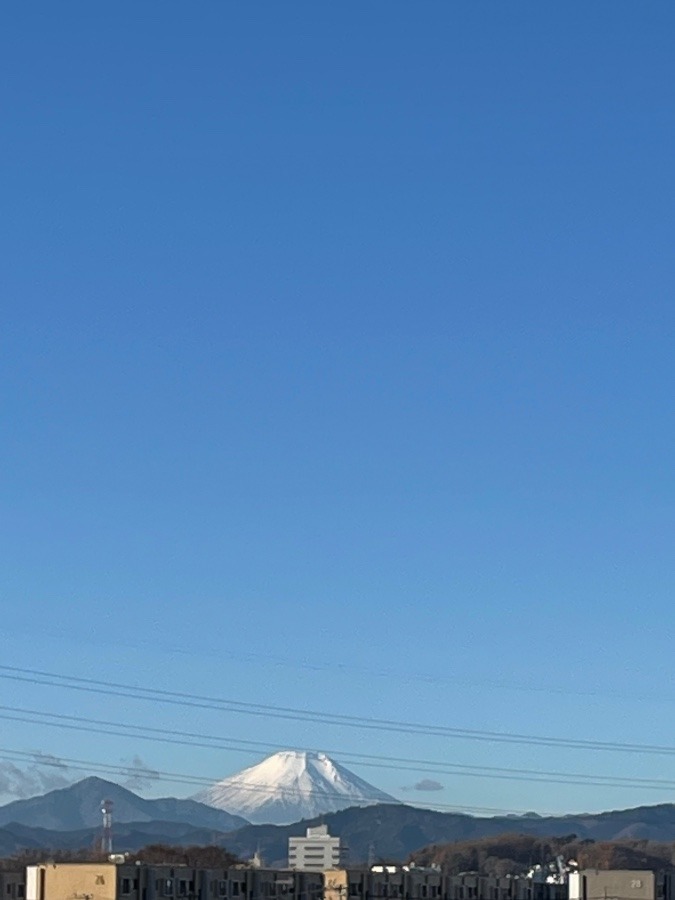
xmin=2 ymin=2 xmax=675 ymax=816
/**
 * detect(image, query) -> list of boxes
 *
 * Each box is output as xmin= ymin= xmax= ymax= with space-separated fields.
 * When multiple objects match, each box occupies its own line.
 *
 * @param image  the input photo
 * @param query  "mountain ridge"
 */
xmin=5 ymin=799 xmax=675 ymax=864
xmin=0 ymin=777 xmax=247 ymax=833
xmin=5 ymin=778 xmax=675 ymax=865
xmin=215 ymin=800 xmax=675 ymax=865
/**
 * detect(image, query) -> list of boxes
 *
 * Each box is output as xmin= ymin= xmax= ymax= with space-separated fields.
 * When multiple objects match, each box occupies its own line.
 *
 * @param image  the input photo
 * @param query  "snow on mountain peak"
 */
xmin=193 ymin=750 xmax=396 ymax=825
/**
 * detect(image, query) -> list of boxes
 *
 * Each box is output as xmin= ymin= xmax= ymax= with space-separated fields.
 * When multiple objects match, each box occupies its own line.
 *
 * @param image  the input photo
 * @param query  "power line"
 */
xmin=0 ymin=747 xmax=530 ymax=817
xmin=6 ymin=625 xmax=661 ymax=705
xmin=3 ymin=704 xmax=675 ymax=793
xmin=2 ymin=663 xmax=675 ymax=757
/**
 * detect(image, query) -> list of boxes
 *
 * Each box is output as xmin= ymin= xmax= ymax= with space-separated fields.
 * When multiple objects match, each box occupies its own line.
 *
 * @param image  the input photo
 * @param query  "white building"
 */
xmin=288 ymin=824 xmax=347 ymax=871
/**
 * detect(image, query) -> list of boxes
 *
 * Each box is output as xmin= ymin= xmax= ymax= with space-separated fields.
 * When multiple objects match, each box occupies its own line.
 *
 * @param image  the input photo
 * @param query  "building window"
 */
xmin=219 ymin=882 xmax=228 ymax=897
xmin=122 ymin=880 xmax=131 ymax=895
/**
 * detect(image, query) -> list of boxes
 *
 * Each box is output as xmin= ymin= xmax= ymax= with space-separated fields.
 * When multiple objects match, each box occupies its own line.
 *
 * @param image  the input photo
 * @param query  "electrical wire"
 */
xmin=0 ymin=747 xmax=529 ymax=817
xmin=2 ymin=664 xmax=675 ymax=757
xmin=6 ymin=625 xmax=661 ymax=705
xmin=2 ymin=704 xmax=675 ymax=794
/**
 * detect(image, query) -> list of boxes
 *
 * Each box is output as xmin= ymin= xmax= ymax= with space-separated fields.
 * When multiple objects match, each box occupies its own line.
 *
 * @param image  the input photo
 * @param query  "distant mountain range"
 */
xmin=0 ymin=751 xmax=395 ymax=832
xmin=212 ymin=801 xmax=675 ymax=865
xmin=0 ymin=777 xmax=247 ymax=833
xmin=6 ymin=773 xmax=675 ymax=864
xmin=194 ymin=750 xmax=396 ymax=824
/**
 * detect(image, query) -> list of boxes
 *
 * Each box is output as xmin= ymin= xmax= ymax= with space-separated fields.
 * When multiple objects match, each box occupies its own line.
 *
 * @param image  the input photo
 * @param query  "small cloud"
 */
xmin=121 ymin=755 xmax=160 ymax=792
xmin=414 ymin=779 xmax=444 ymax=792
xmin=401 ymin=778 xmax=444 ymax=793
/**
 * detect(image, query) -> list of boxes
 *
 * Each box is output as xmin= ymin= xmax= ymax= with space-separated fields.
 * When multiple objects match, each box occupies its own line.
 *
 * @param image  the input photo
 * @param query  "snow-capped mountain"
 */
xmin=194 ymin=750 xmax=396 ymax=825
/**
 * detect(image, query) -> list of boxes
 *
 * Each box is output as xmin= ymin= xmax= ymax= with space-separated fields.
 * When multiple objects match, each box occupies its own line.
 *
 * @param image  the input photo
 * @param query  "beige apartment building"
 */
xmin=569 ymin=870 xmax=674 ymax=900
xmin=27 ymin=864 xmax=118 ymax=900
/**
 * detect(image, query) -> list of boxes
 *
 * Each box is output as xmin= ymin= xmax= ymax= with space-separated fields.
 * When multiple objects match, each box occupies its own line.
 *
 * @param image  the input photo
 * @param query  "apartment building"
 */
xmin=325 ymin=868 xmax=571 ymax=900
xmin=444 ymin=874 xmax=567 ymax=900
xmin=288 ymin=825 xmax=347 ymax=871
xmin=24 ymin=863 xmax=324 ymax=900
xmin=27 ymin=863 xmax=118 ymax=900
xmin=325 ymin=866 xmax=444 ymax=900
xmin=569 ymin=870 xmax=674 ymax=900
xmin=0 ymin=871 xmax=25 ymax=900
xmin=15 ymin=861 xmax=675 ymax=900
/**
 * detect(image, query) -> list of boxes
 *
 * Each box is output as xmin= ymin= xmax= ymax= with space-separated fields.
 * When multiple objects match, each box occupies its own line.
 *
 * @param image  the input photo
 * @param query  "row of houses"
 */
xmin=0 ymin=864 xmax=672 ymax=900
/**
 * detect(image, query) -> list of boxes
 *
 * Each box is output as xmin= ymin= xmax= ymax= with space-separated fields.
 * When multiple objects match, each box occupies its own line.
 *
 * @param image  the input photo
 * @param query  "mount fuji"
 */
xmin=193 ymin=750 xmax=396 ymax=825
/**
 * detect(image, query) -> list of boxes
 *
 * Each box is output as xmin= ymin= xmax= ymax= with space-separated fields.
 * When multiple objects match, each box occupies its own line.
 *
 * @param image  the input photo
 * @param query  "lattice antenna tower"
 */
xmin=100 ymin=798 xmax=113 ymax=854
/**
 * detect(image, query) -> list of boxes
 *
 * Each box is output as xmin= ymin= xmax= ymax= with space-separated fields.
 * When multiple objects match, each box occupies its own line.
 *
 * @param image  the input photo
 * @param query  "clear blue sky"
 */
xmin=2 ymin=2 xmax=675 ymax=816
